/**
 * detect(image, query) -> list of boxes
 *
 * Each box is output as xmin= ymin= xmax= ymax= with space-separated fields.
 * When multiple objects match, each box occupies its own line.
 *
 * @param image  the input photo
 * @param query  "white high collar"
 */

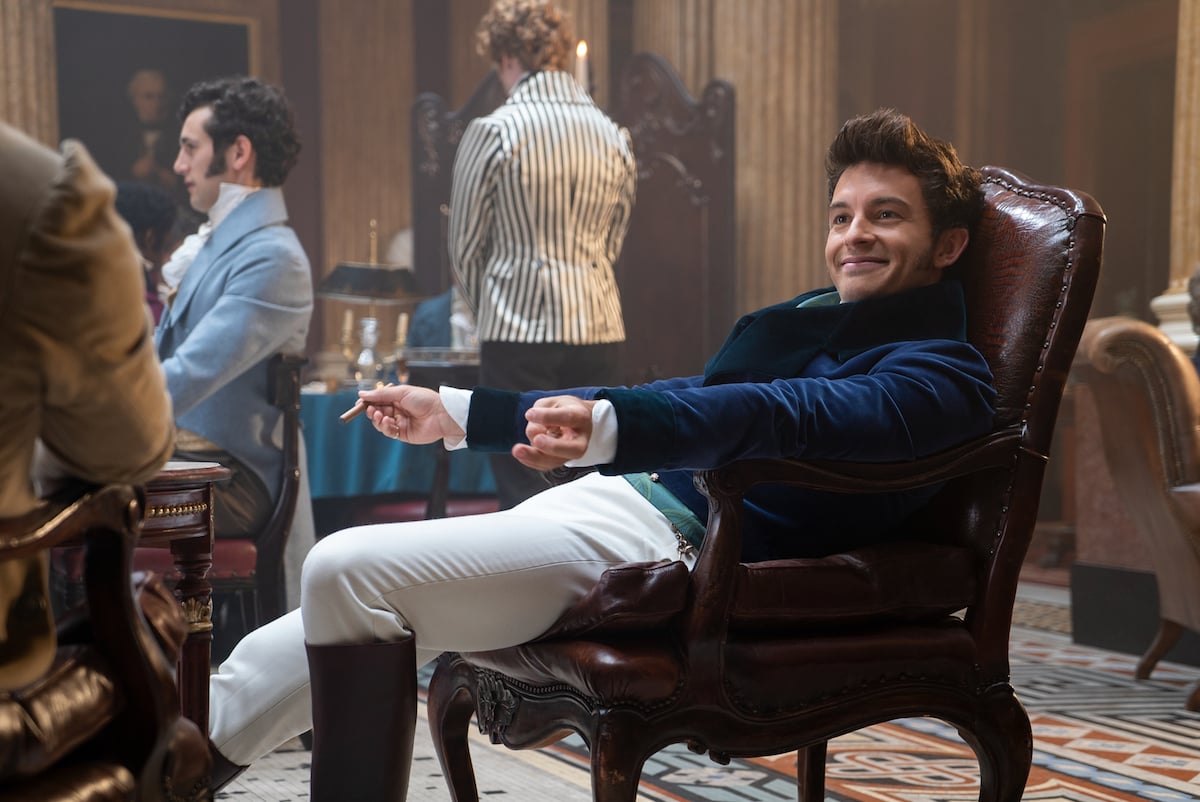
xmin=209 ymin=182 xmax=259 ymax=229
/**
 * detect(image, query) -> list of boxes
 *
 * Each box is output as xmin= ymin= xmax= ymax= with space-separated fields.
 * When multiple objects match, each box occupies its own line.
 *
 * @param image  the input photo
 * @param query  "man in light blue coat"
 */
xmin=156 ymin=76 xmax=312 ymax=546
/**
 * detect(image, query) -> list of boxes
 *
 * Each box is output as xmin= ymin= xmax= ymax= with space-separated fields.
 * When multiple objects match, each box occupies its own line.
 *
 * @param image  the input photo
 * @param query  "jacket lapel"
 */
xmin=162 ymin=189 xmax=289 ymax=329
xmin=703 ymin=281 xmax=967 ymax=385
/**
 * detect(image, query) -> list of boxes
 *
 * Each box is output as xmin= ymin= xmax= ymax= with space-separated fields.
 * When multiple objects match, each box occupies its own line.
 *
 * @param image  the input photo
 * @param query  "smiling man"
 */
xmin=156 ymin=76 xmax=311 ymax=546
xmin=205 ymin=108 xmax=998 ymax=802
xmin=826 ymin=162 xmax=969 ymax=301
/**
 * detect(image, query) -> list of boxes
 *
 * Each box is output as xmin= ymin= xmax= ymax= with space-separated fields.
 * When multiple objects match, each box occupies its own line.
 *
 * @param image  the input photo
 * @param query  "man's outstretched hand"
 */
xmin=358 ymin=384 xmax=464 ymax=445
xmin=514 ymin=395 xmax=596 ymax=471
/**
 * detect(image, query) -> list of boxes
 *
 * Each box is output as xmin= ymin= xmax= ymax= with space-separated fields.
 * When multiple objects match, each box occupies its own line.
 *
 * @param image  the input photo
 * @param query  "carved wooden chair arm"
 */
xmin=698 ymin=427 xmax=1026 ymax=502
xmin=682 ymin=427 xmax=1027 ymax=657
xmin=0 ymin=483 xmax=143 ymax=558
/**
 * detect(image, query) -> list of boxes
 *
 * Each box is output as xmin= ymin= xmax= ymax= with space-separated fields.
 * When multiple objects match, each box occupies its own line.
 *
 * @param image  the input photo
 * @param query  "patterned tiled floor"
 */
xmin=217 ymin=583 xmax=1200 ymax=801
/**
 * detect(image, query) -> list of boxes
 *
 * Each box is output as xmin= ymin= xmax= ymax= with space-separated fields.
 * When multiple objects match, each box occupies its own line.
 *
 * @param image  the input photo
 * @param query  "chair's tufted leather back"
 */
xmin=960 ymin=166 xmax=1105 ymax=445
xmin=910 ymin=167 xmax=1104 ymax=663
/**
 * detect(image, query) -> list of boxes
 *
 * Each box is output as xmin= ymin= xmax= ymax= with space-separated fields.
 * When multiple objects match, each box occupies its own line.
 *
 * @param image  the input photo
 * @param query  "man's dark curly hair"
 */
xmin=826 ymin=108 xmax=983 ymax=238
xmin=178 ymin=76 xmax=300 ymax=187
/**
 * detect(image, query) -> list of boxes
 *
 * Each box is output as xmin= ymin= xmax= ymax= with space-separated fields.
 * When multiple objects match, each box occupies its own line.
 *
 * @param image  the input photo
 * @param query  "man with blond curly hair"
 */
xmin=449 ymin=0 xmax=638 ymax=509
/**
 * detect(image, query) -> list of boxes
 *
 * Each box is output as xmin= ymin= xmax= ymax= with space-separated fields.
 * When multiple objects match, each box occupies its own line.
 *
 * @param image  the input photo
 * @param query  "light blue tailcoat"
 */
xmin=155 ymin=187 xmax=312 ymax=499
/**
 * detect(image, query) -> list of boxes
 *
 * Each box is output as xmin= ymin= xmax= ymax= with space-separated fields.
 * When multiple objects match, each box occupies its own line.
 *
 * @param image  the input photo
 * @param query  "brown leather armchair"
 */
xmin=426 ymin=166 xmax=1106 ymax=802
xmin=0 ymin=484 xmax=211 ymax=801
xmin=1076 ymin=316 xmax=1200 ymax=711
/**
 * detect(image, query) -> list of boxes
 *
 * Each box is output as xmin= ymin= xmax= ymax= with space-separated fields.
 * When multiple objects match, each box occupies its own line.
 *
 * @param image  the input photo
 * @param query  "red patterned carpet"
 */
xmin=540 ymin=606 xmax=1200 ymax=802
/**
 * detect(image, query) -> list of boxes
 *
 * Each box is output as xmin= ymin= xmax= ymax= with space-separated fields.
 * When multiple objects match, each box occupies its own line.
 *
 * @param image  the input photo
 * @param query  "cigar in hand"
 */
xmin=339 ymin=382 xmax=395 ymax=423
xmin=339 ymin=398 xmax=366 ymax=423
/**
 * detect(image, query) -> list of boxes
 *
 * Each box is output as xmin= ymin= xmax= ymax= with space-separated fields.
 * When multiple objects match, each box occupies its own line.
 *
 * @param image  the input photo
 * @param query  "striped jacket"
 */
xmin=448 ymin=70 xmax=637 ymax=344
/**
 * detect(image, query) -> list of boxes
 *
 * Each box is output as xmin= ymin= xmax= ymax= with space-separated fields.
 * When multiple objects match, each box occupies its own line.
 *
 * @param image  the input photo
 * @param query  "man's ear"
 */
xmin=227 ymin=134 xmax=254 ymax=172
xmin=932 ymin=227 xmax=969 ymax=269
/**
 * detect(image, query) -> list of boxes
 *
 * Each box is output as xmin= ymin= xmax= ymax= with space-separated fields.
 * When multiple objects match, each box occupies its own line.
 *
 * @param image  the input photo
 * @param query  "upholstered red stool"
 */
xmin=351 ymin=496 xmax=499 ymax=527
xmin=53 ymin=539 xmax=259 ymax=611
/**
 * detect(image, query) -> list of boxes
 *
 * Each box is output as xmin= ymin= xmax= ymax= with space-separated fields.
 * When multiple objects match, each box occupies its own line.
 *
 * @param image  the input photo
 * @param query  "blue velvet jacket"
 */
xmin=467 ymin=281 xmax=996 ymax=559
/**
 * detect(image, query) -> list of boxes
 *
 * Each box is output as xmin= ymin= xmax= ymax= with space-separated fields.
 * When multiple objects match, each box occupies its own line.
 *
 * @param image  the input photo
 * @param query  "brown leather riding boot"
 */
xmin=306 ymin=637 xmax=418 ymax=802
xmin=208 ymin=738 xmax=248 ymax=792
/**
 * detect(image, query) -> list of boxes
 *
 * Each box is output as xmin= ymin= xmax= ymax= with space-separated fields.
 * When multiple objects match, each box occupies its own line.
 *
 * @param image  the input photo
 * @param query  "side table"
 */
xmin=141 ymin=460 xmax=230 ymax=732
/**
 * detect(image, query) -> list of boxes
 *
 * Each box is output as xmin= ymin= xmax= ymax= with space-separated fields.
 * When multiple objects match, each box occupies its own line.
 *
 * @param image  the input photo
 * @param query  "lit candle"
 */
xmin=342 ymin=308 xmax=354 ymax=341
xmin=395 ymin=311 xmax=410 ymax=348
xmin=575 ymin=40 xmax=588 ymax=89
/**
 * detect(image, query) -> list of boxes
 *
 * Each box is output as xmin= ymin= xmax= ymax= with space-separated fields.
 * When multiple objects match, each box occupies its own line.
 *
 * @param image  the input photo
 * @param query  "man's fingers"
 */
xmin=512 ymin=443 xmax=565 ymax=471
xmin=529 ymin=430 xmax=584 ymax=456
xmin=525 ymin=401 xmax=590 ymax=429
xmin=357 ymin=382 xmax=400 ymax=405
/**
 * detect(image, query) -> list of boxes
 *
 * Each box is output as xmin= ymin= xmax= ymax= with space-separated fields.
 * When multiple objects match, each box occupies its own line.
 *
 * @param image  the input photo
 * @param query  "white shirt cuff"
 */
xmin=566 ymin=399 xmax=617 ymax=466
xmin=437 ymin=386 xmax=618 ymax=466
xmin=438 ymin=386 xmax=471 ymax=450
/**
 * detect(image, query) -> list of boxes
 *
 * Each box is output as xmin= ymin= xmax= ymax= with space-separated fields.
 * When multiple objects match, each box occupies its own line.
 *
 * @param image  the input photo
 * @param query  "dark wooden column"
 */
xmin=607 ymin=0 xmax=633 ymax=102
xmin=413 ymin=0 xmax=451 ymax=97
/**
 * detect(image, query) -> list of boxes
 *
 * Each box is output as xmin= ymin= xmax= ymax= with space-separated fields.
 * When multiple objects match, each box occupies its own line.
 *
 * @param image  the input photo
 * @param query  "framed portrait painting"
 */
xmin=52 ymin=1 xmax=263 ymax=193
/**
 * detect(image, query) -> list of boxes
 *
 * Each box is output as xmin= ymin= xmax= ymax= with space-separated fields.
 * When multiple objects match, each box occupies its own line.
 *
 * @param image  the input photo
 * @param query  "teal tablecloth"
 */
xmin=300 ymin=389 xmax=494 ymax=500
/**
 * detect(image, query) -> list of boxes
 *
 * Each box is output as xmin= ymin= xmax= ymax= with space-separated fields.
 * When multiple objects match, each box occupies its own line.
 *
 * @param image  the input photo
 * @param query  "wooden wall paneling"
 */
xmin=631 ymin=0 xmax=712 ymax=99
xmin=834 ymin=0 xmax=876 ymax=123
xmin=712 ymin=0 xmax=835 ymax=314
xmin=952 ymin=2 xmax=989 ymax=165
xmin=449 ymin=0 xmax=493 ymax=107
xmin=612 ymin=53 xmax=735 ymax=383
xmin=557 ymin=0 xmax=610 ymax=108
xmin=317 ymin=0 xmax=414 ymax=353
xmin=0 ymin=0 xmax=57 ymax=142
xmin=628 ymin=0 xmax=836 ymax=314
xmin=1065 ymin=0 xmax=1176 ymax=320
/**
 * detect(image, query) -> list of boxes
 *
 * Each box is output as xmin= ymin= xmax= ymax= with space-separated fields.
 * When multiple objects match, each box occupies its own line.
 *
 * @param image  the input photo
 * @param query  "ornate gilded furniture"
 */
xmin=0 ymin=484 xmax=211 ymax=801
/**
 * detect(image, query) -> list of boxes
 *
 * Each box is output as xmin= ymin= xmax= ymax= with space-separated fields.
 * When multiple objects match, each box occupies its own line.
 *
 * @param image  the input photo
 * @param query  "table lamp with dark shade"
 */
xmin=316 ymin=261 xmax=419 ymax=304
xmin=320 ymin=220 xmax=424 ymax=386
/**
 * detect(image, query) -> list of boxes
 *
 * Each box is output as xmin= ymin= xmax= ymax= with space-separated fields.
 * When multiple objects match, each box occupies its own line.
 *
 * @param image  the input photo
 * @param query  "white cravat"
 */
xmin=160 ymin=183 xmax=259 ymax=291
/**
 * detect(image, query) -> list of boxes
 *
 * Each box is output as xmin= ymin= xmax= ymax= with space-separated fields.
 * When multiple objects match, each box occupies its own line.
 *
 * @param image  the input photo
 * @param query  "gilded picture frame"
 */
xmin=52 ymin=1 xmax=264 ymax=188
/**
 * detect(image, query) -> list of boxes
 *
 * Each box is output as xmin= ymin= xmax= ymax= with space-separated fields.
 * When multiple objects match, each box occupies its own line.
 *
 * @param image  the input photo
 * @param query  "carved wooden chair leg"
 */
xmin=796 ymin=742 xmax=827 ymax=802
xmin=590 ymin=719 xmax=648 ymax=802
xmin=962 ymin=691 xmax=1032 ymax=802
xmin=428 ymin=654 xmax=482 ymax=802
xmin=1136 ymin=619 xmax=1183 ymax=679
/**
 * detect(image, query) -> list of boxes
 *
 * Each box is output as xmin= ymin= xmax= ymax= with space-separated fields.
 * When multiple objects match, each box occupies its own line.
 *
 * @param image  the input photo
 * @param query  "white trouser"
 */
xmin=283 ymin=436 xmax=316 ymax=611
xmin=208 ymin=471 xmax=692 ymax=766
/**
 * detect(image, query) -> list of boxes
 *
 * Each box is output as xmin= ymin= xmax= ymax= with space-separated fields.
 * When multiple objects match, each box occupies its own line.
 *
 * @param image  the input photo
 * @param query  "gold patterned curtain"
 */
xmin=0 ymin=0 xmax=57 ymax=144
